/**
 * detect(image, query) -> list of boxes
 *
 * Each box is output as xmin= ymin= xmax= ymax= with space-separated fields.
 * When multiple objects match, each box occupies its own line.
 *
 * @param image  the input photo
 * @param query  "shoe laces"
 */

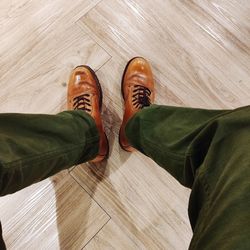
xmin=132 ymin=84 xmax=151 ymax=109
xmin=73 ymin=94 xmax=91 ymax=112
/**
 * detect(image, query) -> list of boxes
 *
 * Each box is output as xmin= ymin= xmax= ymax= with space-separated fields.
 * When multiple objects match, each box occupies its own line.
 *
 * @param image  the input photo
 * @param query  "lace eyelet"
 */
xmin=73 ymin=94 xmax=91 ymax=112
xmin=132 ymin=85 xmax=151 ymax=109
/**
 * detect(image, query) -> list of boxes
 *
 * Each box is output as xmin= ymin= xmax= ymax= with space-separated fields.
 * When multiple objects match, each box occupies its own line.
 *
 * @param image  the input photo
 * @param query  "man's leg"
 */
xmin=0 ymin=65 xmax=108 ymax=196
xmin=125 ymin=105 xmax=230 ymax=187
xmin=0 ymin=110 xmax=99 ymax=250
xmin=0 ymin=65 xmax=109 ymax=248
xmin=126 ymin=105 xmax=250 ymax=249
xmin=0 ymin=110 xmax=99 ymax=196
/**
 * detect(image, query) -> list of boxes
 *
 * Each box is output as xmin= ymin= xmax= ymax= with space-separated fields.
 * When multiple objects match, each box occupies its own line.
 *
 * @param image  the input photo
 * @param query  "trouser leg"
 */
xmin=0 ymin=110 xmax=99 ymax=249
xmin=0 ymin=110 xmax=99 ymax=196
xmin=126 ymin=105 xmax=250 ymax=249
xmin=125 ymin=105 xmax=229 ymax=187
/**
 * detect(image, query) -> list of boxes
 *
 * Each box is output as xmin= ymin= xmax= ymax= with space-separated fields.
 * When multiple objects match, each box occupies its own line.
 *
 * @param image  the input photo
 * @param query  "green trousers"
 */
xmin=0 ymin=106 xmax=249 ymax=249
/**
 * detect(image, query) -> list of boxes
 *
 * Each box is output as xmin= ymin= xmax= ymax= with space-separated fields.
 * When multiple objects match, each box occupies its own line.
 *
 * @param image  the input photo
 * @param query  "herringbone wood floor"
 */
xmin=0 ymin=0 xmax=249 ymax=249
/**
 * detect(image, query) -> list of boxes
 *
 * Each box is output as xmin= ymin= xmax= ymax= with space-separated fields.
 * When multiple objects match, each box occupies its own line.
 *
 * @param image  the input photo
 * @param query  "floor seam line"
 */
xmin=75 ymin=20 xmax=113 ymax=61
xmin=82 ymin=217 xmax=111 ymax=249
xmin=69 ymin=171 xmax=112 ymax=219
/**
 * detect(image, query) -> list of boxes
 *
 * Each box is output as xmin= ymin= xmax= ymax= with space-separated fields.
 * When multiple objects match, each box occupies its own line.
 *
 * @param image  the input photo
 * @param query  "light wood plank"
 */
xmin=0 ymin=0 xmax=103 ymax=77
xmin=0 ymin=24 xmax=110 ymax=113
xmin=0 ymin=171 xmax=110 ymax=250
xmin=78 ymin=0 xmax=250 ymax=109
xmin=0 ymin=0 xmax=110 ymax=113
xmin=85 ymin=220 xmax=137 ymax=250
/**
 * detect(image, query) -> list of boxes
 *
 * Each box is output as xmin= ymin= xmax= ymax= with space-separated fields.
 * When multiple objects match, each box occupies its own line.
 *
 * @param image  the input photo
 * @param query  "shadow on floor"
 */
xmin=52 ymin=102 xmax=133 ymax=249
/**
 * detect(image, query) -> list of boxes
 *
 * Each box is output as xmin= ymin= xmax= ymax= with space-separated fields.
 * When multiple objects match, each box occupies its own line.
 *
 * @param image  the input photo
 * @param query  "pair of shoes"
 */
xmin=67 ymin=57 xmax=155 ymax=162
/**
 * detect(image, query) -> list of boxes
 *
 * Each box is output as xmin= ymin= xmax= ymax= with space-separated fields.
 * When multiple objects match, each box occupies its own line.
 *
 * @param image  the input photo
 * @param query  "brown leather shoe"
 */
xmin=68 ymin=65 xmax=109 ymax=162
xmin=119 ymin=57 xmax=155 ymax=151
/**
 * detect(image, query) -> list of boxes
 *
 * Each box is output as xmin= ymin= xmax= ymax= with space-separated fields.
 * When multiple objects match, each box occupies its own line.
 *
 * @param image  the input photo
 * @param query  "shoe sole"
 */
xmin=119 ymin=57 xmax=144 ymax=151
xmin=75 ymin=65 xmax=109 ymax=161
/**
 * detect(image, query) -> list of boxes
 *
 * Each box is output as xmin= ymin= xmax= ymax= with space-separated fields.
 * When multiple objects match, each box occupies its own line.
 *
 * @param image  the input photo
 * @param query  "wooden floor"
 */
xmin=0 ymin=0 xmax=249 ymax=249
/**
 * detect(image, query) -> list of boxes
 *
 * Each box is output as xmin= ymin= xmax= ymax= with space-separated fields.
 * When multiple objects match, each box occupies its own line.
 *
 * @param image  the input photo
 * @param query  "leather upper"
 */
xmin=120 ymin=58 xmax=155 ymax=151
xmin=67 ymin=66 xmax=108 ymax=162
